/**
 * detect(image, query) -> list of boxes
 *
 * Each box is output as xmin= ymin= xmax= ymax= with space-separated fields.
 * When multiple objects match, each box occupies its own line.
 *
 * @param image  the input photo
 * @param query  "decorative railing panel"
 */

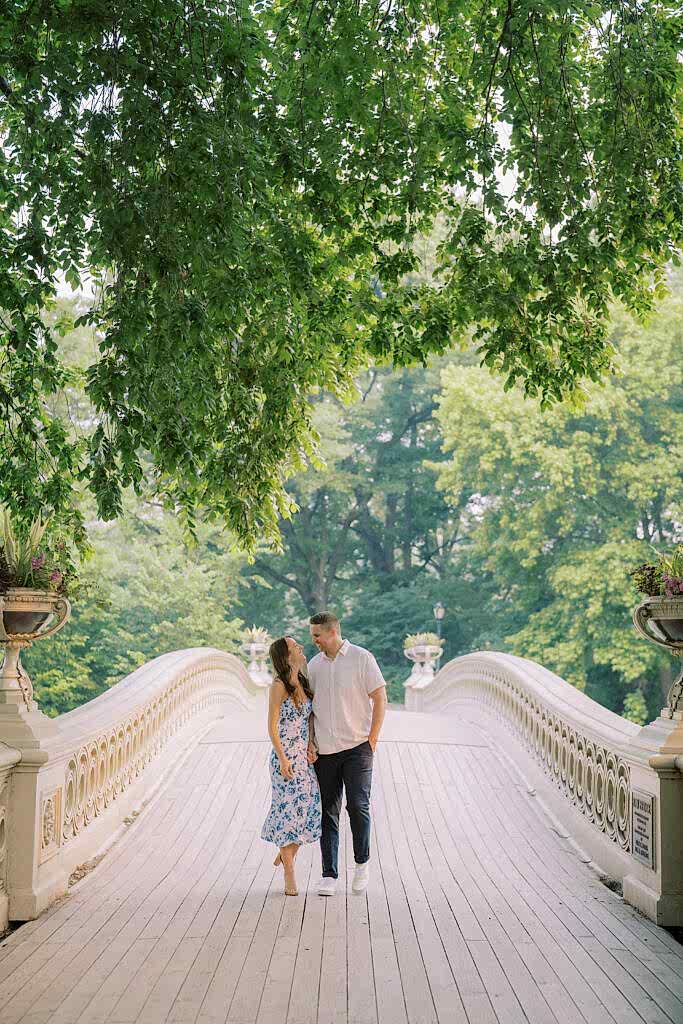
xmin=0 ymin=647 xmax=262 ymax=922
xmin=56 ymin=653 xmax=243 ymax=846
xmin=420 ymin=653 xmax=641 ymax=855
xmin=419 ymin=650 xmax=683 ymax=925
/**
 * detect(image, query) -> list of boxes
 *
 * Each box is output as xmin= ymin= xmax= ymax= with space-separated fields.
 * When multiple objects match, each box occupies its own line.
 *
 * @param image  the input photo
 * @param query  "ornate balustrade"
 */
xmin=416 ymin=651 xmax=683 ymax=926
xmin=0 ymin=648 xmax=262 ymax=926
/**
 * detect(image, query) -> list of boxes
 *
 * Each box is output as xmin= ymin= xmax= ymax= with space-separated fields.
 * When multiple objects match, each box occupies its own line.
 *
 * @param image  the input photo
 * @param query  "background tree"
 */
xmin=22 ymin=275 xmax=683 ymax=712
xmin=433 ymin=278 xmax=683 ymax=718
xmin=2 ymin=1 xmax=681 ymax=548
xmin=238 ymin=360 xmax=467 ymax=688
xmin=23 ymin=501 xmax=245 ymax=716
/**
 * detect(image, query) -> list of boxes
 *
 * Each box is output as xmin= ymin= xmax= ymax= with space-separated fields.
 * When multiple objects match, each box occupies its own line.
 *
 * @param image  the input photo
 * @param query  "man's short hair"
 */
xmin=309 ymin=612 xmax=340 ymax=629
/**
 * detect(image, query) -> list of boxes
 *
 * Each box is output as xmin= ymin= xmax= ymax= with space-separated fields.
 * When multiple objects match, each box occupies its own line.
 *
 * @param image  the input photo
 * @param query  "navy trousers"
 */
xmin=314 ymin=740 xmax=374 ymax=878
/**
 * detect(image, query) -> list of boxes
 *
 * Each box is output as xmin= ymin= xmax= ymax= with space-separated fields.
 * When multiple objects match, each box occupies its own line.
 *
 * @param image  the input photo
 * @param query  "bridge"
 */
xmin=0 ymin=648 xmax=682 ymax=1024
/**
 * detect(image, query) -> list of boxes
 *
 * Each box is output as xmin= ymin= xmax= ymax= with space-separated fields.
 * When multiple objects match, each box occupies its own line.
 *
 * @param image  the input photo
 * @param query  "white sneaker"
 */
xmin=352 ymin=862 xmax=369 ymax=893
xmin=317 ymin=876 xmax=337 ymax=896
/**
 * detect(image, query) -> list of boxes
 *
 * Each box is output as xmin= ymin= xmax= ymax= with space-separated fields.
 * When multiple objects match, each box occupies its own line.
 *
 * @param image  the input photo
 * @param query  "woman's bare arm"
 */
xmin=307 ymin=713 xmax=318 ymax=762
xmin=268 ymin=680 xmax=294 ymax=778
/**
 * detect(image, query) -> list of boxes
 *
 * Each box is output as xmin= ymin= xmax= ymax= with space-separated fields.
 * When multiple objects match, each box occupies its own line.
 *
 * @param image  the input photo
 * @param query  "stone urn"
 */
xmin=403 ymin=639 xmax=444 ymax=710
xmin=633 ymin=595 xmax=683 ymax=716
xmin=0 ymin=588 xmax=71 ymax=709
xmin=241 ymin=626 xmax=272 ymax=688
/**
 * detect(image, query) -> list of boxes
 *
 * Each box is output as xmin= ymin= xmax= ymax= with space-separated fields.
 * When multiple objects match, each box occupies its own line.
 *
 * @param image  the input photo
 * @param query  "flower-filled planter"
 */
xmin=0 ymin=510 xmax=73 ymax=709
xmin=404 ymin=631 xmax=444 ymax=681
xmin=241 ymin=625 xmax=272 ymax=687
xmin=631 ymin=545 xmax=683 ymax=715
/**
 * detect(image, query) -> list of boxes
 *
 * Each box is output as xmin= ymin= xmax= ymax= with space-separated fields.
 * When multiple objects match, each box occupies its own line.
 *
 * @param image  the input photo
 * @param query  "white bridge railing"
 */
xmin=0 ymin=648 xmax=263 ymax=927
xmin=2 ymin=644 xmax=681 ymax=930
xmin=407 ymin=651 xmax=683 ymax=926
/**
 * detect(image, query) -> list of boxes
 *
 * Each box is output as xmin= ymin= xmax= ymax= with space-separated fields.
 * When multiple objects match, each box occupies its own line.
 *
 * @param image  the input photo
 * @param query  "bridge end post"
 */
xmin=0 ymin=705 xmax=69 ymax=922
xmin=0 ymin=741 xmax=22 ymax=932
xmin=623 ymin=711 xmax=683 ymax=926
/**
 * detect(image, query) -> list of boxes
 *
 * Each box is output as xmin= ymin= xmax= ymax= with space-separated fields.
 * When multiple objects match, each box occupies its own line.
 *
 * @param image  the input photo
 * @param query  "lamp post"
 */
xmin=433 ymin=601 xmax=445 ymax=671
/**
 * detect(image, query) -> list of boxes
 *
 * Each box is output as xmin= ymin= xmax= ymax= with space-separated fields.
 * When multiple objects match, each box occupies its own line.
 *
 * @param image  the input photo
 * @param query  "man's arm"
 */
xmin=364 ymin=651 xmax=387 ymax=751
xmin=368 ymin=686 xmax=387 ymax=751
xmin=307 ymin=663 xmax=318 ymax=761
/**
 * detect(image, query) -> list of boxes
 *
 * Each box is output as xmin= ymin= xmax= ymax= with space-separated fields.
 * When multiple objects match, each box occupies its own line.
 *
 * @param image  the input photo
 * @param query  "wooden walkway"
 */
xmin=1 ymin=706 xmax=682 ymax=1024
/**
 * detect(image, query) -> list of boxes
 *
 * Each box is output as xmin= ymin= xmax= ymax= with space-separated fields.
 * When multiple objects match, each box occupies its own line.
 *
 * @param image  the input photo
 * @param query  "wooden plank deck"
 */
xmin=1 ymin=706 xmax=681 ymax=1024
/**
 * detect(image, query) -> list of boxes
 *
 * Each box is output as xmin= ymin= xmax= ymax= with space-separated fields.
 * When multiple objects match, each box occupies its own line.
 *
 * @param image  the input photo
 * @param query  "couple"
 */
xmin=261 ymin=612 xmax=387 ymax=897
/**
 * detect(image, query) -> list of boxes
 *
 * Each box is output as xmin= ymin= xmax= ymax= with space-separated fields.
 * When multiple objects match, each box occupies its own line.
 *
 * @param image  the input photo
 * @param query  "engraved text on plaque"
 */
xmin=631 ymin=790 xmax=655 ymax=870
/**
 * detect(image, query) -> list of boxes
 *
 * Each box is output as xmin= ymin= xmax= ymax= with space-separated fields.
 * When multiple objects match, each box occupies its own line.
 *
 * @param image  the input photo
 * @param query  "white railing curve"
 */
xmin=413 ymin=650 xmax=683 ymax=927
xmin=0 ymin=647 xmax=263 ymax=926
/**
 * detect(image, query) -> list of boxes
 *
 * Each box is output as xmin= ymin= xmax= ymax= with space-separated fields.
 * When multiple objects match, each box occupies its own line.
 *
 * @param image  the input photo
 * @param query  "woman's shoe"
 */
xmin=284 ymin=868 xmax=298 ymax=896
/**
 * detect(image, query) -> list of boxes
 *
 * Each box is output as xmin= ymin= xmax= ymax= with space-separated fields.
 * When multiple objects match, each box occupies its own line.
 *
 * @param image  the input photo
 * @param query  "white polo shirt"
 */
xmin=308 ymin=639 xmax=386 ymax=755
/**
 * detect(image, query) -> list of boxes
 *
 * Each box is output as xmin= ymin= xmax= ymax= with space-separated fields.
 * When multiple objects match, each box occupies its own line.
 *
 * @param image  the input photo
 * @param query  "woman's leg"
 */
xmin=276 ymin=842 xmax=299 ymax=864
xmin=281 ymin=842 xmax=299 ymax=894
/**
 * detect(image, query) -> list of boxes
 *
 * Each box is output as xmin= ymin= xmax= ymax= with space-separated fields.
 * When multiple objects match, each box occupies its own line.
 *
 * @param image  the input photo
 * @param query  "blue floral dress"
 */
xmin=261 ymin=695 xmax=322 ymax=847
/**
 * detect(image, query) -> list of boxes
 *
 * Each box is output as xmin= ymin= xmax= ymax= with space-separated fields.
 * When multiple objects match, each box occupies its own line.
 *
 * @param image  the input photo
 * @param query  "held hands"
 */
xmin=306 ymin=742 xmax=318 ymax=764
xmin=278 ymin=755 xmax=295 ymax=780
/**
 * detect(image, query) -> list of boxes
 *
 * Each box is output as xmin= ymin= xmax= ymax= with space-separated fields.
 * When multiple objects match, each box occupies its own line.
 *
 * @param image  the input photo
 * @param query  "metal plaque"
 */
xmin=631 ymin=790 xmax=655 ymax=870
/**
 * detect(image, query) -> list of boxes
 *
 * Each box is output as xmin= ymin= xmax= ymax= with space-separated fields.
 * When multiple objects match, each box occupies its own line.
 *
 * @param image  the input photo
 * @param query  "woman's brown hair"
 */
xmin=269 ymin=636 xmax=313 ymax=707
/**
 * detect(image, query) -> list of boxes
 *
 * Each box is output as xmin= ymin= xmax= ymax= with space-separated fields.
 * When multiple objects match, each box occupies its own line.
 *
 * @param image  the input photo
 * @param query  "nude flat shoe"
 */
xmin=284 ymin=873 xmax=298 ymax=896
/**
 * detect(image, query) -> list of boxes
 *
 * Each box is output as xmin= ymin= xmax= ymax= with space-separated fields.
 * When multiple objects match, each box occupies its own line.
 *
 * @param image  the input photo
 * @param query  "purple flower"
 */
xmin=31 ymin=553 xmax=46 ymax=571
xmin=663 ymin=574 xmax=683 ymax=598
xmin=49 ymin=569 xmax=62 ymax=586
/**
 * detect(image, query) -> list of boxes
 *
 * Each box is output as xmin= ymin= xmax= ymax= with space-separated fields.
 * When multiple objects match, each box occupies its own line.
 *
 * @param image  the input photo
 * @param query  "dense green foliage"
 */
xmin=240 ymin=277 xmax=683 ymax=715
xmin=432 ymin=285 xmax=683 ymax=719
xmin=22 ymin=277 xmax=683 ymax=716
xmin=24 ymin=507 xmax=244 ymax=716
xmin=2 ymin=1 xmax=682 ymax=547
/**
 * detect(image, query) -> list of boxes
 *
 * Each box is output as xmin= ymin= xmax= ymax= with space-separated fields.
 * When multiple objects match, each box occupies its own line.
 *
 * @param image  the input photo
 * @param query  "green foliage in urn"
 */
xmin=0 ymin=507 xmax=82 ymax=596
xmin=2 ymin=2 xmax=682 ymax=547
xmin=404 ymin=633 xmax=443 ymax=650
xmin=630 ymin=563 xmax=665 ymax=599
xmin=244 ymin=626 xmax=271 ymax=646
xmin=631 ymin=545 xmax=683 ymax=598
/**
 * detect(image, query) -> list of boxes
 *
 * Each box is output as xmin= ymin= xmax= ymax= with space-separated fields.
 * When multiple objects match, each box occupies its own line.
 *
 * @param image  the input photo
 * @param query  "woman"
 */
xmin=261 ymin=636 xmax=322 ymax=895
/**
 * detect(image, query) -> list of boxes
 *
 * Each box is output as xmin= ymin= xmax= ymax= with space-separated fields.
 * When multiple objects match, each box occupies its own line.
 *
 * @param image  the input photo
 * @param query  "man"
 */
xmin=307 ymin=612 xmax=387 ymax=896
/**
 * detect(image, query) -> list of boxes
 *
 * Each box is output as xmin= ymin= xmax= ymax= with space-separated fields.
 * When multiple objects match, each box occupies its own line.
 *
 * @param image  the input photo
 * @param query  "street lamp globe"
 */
xmin=433 ymin=601 xmax=445 ymax=643
xmin=432 ymin=601 xmax=446 ymax=670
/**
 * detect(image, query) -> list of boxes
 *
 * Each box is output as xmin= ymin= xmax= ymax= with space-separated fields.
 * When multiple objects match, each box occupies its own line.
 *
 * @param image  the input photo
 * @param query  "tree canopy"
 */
xmin=2 ymin=1 xmax=682 ymax=544
xmin=23 ymin=276 xmax=683 ymax=715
